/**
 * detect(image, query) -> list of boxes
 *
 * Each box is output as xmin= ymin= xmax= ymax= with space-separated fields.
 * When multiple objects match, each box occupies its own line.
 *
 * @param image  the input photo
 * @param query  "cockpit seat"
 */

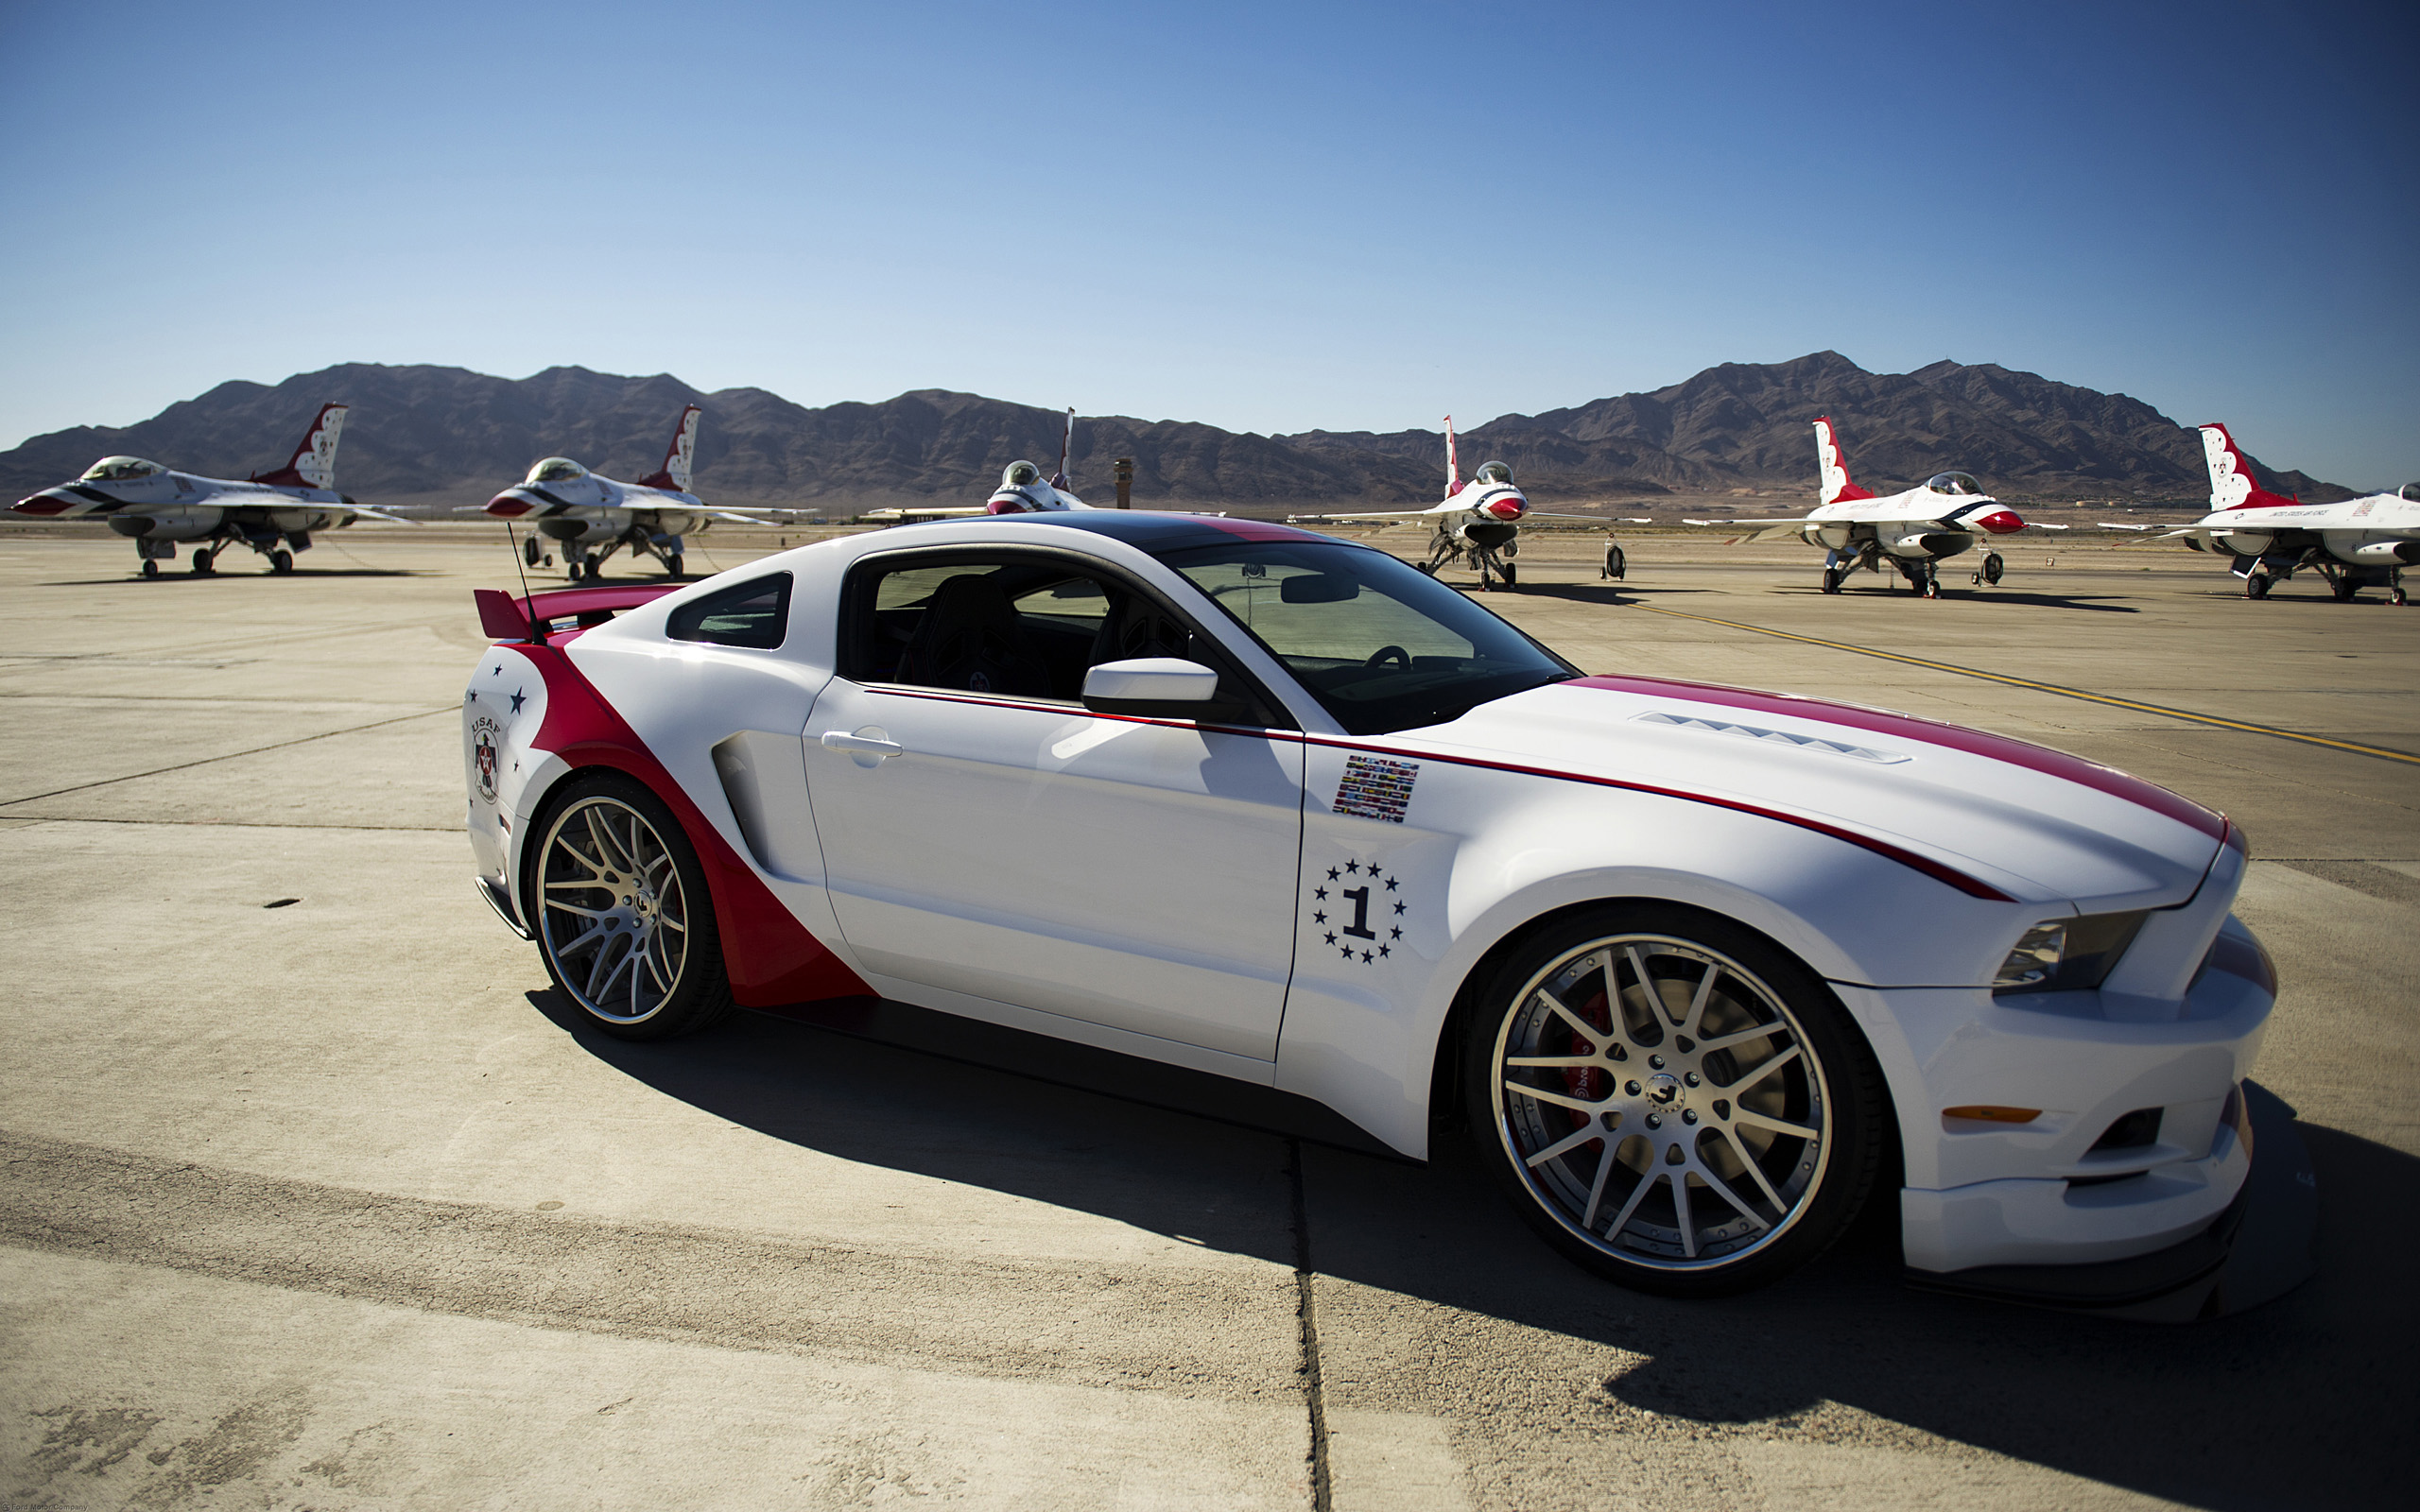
xmin=893 ymin=575 xmax=1049 ymax=696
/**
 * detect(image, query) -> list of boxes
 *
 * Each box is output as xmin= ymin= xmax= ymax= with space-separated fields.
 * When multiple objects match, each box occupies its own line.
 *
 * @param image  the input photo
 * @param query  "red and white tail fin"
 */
xmin=638 ymin=404 xmax=702 ymax=491
xmin=1049 ymin=407 xmax=1074 ymax=490
xmin=2199 ymin=423 xmax=2296 ymax=510
xmin=251 ymin=403 xmax=347 ymax=489
xmin=1812 ymin=417 xmax=1875 ymax=506
xmin=1443 ymin=416 xmax=1461 ymax=499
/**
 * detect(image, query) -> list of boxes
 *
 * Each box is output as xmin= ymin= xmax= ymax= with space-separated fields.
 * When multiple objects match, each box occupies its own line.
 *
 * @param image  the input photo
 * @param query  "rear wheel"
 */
xmin=140 ymin=558 xmax=160 ymax=580
xmin=666 ymin=551 xmax=684 ymax=578
xmin=524 ymin=533 xmax=544 ymax=567
xmin=1820 ymin=568 xmax=1841 ymax=594
xmin=1500 ymin=561 xmax=1518 ymax=590
xmin=2331 ymin=576 xmax=2359 ymax=603
xmin=190 ymin=548 xmax=214 ymax=576
xmin=1464 ymin=903 xmax=1884 ymax=1297
xmin=269 ymin=549 xmax=293 ymax=575
xmin=2246 ymin=572 xmax=2272 ymax=599
xmin=528 ymin=773 xmax=733 ymax=1040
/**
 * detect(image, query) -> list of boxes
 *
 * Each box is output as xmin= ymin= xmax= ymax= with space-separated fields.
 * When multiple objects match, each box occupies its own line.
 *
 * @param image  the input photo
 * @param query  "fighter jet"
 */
xmin=483 ymin=405 xmax=773 ymax=579
xmin=1685 ymin=417 xmax=2029 ymax=597
xmin=862 ymin=409 xmax=1089 ymax=523
xmin=2169 ymin=423 xmax=2418 ymax=603
xmin=1287 ymin=418 xmax=1618 ymax=591
xmin=9 ymin=403 xmax=412 ymax=577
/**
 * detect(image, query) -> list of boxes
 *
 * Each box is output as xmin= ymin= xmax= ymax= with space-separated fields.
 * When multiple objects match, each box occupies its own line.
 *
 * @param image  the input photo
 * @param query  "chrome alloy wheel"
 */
xmin=536 ymin=794 xmax=693 ymax=1024
xmin=1491 ymin=933 xmax=1833 ymax=1271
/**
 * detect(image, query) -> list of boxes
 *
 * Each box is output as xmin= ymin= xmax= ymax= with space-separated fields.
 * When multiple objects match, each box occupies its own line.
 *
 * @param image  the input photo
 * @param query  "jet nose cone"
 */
xmin=987 ymin=492 xmax=1034 ymax=515
xmin=485 ymin=491 xmax=536 ymax=518
xmin=1976 ymin=508 xmax=2025 ymax=535
xmin=12 ymin=490 xmax=76 ymax=517
xmin=1485 ymin=495 xmax=1528 ymax=522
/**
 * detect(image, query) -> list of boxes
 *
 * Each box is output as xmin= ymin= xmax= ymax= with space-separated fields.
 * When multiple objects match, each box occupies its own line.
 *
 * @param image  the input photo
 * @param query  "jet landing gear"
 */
xmin=1970 ymin=551 xmax=2003 ymax=588
xmin=1600 ymin=541 xmax=1626 ymax=581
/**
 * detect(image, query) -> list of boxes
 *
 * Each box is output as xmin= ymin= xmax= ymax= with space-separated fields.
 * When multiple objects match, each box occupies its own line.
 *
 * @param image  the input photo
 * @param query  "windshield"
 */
xmin=1925 ymin=472 xmax=1984 ymax=496
xmin=527 ymin=457 xmax=588 ymax=484
xmin=80 ymin=456 xmax=164 ymax=482
xmin=2402 ymin=483 xmax=2420 ymax=503
xmin=1158 ymin=539 xmax=1575 ymax=734
xmin=1003 ymin=460 xmax=1042 ymax=487
xmin=1476 ymin=460 xmax=1513 ymax=485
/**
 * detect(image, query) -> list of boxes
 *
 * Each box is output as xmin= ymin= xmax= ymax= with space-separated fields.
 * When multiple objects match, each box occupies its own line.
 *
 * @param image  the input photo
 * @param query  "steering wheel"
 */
xmin=1365 ymin=644 xmax=1411 ymax=671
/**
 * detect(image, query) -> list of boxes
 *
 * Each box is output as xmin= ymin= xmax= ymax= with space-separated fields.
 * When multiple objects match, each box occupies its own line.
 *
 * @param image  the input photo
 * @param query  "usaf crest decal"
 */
xmin=471 ymin=714 xmax=504 ymax=803
xmin=1310 ymin=857 xmax=1405 ymax=965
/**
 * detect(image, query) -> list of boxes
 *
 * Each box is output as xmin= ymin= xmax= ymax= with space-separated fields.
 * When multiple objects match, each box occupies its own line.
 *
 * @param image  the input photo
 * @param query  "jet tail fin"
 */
xmin=251 ymin=403 xmax=347 ymax=490
xmin=2199 ymin=423 xmax=2296 ymax=510
xmin=1443 ymin=416 xmax=1460 ymax=499
xmin=637 ymin=404 xmax=703 ymax=491
xmin=1049 ymin=407 xmax=1074 ymax=490
xmin=1813 ymin=417 xmax=1875 ymax=506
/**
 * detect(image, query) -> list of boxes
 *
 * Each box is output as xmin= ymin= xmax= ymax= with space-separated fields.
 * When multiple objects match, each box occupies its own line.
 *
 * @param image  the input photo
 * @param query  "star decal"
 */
xmin=510 ymin=688 xmax=527 ymax=713
xmin=492 ymin=665 xmax=502 ymax=676
xmin=465 ymin=690 xmax=476 ymax=704
xmin=1305 ymin=855 xmax=1409 ymax=970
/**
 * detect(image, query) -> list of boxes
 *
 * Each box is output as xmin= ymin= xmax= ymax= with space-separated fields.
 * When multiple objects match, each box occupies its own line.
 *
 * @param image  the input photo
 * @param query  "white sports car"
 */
xmin=461 ymin=512 xmax=2310 ymax=1312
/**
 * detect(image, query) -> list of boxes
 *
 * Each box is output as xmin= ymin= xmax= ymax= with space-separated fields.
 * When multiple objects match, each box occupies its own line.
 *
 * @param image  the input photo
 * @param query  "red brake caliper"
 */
xmin=1563 ymin=986 xmax=1613 ymax=1150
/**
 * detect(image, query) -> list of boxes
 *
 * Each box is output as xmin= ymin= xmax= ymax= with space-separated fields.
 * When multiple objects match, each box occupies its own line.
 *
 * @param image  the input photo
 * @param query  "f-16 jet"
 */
xmin=1686 ymin=417 xmax=2029 ymax=597
xmin=862 ymin=409 xmax=1091 ymax=523
xmin=483 ymin=405 xmax=773 ymax=579
xmin=2169 ymin=423 xmax=2418 ymax=604
xmin=10 ymin=403 xmax=413 ymax=577
xmin=1288 ymin=418 xmax=1616 ymax=591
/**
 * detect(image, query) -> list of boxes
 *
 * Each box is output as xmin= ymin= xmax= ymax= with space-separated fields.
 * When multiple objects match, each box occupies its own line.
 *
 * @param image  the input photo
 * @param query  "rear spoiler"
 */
xmin=475 ymin=583 xmax=683 ymax=642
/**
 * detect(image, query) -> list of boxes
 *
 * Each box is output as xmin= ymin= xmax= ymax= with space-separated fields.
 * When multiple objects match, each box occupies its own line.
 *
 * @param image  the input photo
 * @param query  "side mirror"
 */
xmin=1081 ymin=657 xmax=1222 ymax=717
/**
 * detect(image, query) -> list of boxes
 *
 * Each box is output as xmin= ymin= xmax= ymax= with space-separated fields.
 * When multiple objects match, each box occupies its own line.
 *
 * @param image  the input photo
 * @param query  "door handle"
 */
xmin=820 ymin=729 xmax=905 ymax=762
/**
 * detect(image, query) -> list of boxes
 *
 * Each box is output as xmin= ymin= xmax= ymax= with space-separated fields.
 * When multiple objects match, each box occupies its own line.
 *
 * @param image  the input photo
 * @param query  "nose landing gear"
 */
xmin=1970 ymin=551 xmax=2003 ymax=587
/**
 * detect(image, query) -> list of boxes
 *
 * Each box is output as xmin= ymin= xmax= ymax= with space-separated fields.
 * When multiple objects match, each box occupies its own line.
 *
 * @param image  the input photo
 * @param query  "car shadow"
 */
xmin=530 ymin=988 xmax=2409 ymax=1511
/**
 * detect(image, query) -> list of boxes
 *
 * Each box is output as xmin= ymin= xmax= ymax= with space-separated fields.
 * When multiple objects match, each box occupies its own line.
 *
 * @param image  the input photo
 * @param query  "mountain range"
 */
xmin=0 ymin=352 xmax=2350 ymax=511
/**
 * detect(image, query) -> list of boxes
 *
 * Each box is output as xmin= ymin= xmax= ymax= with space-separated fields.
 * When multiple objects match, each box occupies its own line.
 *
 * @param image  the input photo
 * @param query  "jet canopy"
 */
xmin=1925 ymin=472 xmax=1985 ymax=496
xmin=81 ymin=456 xmax=165 ymax=482
xmin=2401 ymin=483 xmax=2420 ymax=503
xmin=1002 ymin=461 xmax=1042 ymax=487
xmin=1475 ymin=460 xmax=1514 ymax=485
xmin=526 ymin=457 xmax=590 ymax=484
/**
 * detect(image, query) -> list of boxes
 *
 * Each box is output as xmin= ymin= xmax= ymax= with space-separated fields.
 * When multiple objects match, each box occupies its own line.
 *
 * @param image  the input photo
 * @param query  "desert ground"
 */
xmin=3 ymin=522 xmax=2413 ymax=1511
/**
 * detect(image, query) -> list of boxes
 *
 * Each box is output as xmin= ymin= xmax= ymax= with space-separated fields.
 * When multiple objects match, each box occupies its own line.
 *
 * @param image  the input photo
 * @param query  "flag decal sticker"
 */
xmin=1335 ymin=755 xmax=1418 ymax=823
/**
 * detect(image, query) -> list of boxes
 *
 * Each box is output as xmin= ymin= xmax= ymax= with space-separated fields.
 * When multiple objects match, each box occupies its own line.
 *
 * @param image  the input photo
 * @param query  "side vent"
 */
xmin=712 ymin=735 xmax=781 ymax=874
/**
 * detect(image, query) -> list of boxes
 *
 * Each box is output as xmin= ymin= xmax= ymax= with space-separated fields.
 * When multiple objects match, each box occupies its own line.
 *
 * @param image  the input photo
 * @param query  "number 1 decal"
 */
xmin=1308 ymin=857 xmax=1402 ymax=966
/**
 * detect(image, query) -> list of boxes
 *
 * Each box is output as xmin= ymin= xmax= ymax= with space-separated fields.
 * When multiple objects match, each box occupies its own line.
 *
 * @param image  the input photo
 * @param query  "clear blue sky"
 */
xmin=3 ymin=0 xmax=2412 ymax=486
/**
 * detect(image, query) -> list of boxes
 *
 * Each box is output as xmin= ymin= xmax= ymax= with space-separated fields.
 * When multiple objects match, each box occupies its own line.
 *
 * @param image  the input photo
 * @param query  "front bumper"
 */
xmin=1907 ymin=1081 xmax=2317 ymax=1320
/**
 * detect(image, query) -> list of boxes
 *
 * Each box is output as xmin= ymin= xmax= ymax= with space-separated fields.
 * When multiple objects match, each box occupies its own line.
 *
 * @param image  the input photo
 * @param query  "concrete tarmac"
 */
xmin=2 ymin=528 xmax=2413 ymax=1510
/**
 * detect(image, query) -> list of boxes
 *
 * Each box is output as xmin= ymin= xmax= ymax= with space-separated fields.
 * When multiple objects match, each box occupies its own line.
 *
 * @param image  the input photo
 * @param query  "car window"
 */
xmin=1157 ymin=540 xmax=1574 ymax=734
xmin=666 ymin=572 xmax=791 ymax=649
xmin=843 ymin=554 xmax=1215 ymax=704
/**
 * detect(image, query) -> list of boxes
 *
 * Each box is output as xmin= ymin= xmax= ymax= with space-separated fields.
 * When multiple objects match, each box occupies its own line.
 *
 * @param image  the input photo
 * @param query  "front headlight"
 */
xmin=1993 ymin=910 xmax=2150 ymax=994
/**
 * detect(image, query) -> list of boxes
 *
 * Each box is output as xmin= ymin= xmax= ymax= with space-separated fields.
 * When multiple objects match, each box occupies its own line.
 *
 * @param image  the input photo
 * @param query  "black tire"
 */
xmin=1820 ymin=568 xmax=1841 ymax=594
xmin=1603 ymin=544 xmax=1626 ymax=580
xmin=190 ymin=549 xmax=213 ymax=576
xmin=1463 ymin=902 xmax=1885 ymax=1297
xmin=2394 ymin=587 xmax=2409 ymax=607
xmin=527 ymin=772 xmax=733 ymax=1040
xmin=1982 ymin=552 xmax=2004 ymax=586
xmin=2246 ymin=574 xmax=2271 ymax=600
xmin=2331 ymin=576 xmax=2359 ymax=603
xmin=524 ymin=533 xmax=543 ymax=567
xmin=666 ymin=552 xmax=684 ymax=578
xmin=140 ymin=558 xmax=159 ymax=579
xmin=1417 ymin=561 xmax=1438 ymax=576
xmin=1501 ymin=562 xmax=1518 ymax=589
xmin=269 ymin=549 xmax=293 ymax=575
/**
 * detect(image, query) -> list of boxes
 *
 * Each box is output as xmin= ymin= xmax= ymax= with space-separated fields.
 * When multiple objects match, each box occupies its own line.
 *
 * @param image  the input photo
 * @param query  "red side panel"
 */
xmin=520 ymin=644 xmax=873 ymax=1006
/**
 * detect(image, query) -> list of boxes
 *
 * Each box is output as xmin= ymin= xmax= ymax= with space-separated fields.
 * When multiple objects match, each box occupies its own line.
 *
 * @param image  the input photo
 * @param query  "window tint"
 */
xmin=666 ymin=573 xmax=791 ymax=649
xmin=1158 ymin=541 xmax=1573 ymax=734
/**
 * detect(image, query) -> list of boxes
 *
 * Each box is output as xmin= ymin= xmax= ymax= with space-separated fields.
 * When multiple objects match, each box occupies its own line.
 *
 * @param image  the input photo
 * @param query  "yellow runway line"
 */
xmin=1626 ymin=603 xmax=2420 ymax=766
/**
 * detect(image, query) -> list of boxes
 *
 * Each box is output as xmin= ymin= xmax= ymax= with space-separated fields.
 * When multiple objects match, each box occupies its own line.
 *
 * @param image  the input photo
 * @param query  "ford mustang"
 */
xmin=460 ymin=511 xmax=2308 ymax=1312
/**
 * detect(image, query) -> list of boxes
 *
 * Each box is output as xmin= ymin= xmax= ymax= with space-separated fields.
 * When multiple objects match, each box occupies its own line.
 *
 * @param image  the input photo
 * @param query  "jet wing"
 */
xmin=340 ymin=504 xmax=421 ymax=524
xmin=861 ymin=506 xmax=990 ymax=522
xmin=1286 ymin=507 xmax=1445 ymax=524
xmin=1679 ymin=517 xmax=1809 ymax=528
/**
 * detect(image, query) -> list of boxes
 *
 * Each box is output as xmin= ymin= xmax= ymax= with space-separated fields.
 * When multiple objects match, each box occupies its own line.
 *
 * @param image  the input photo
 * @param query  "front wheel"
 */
xmin=529 ymin=773 xmax=733 ymax=1040
xmin=269 ymin=549 xmax=293 ymax=575
xmin=1464 ymin=904 xmax=1884 ymax=1297
xmin=1500 ymin=562 xmax=1518 ymax=589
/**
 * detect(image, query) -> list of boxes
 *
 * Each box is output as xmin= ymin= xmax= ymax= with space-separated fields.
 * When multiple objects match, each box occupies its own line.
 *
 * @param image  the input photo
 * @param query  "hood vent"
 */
xmin=1633 ymin=710 xmax=1910 ymax=765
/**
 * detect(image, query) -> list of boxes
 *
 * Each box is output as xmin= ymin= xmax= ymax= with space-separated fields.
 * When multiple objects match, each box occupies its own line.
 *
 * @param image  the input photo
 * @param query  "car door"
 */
xmin=803 ymin=547 xmax=1305 ymax=1062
